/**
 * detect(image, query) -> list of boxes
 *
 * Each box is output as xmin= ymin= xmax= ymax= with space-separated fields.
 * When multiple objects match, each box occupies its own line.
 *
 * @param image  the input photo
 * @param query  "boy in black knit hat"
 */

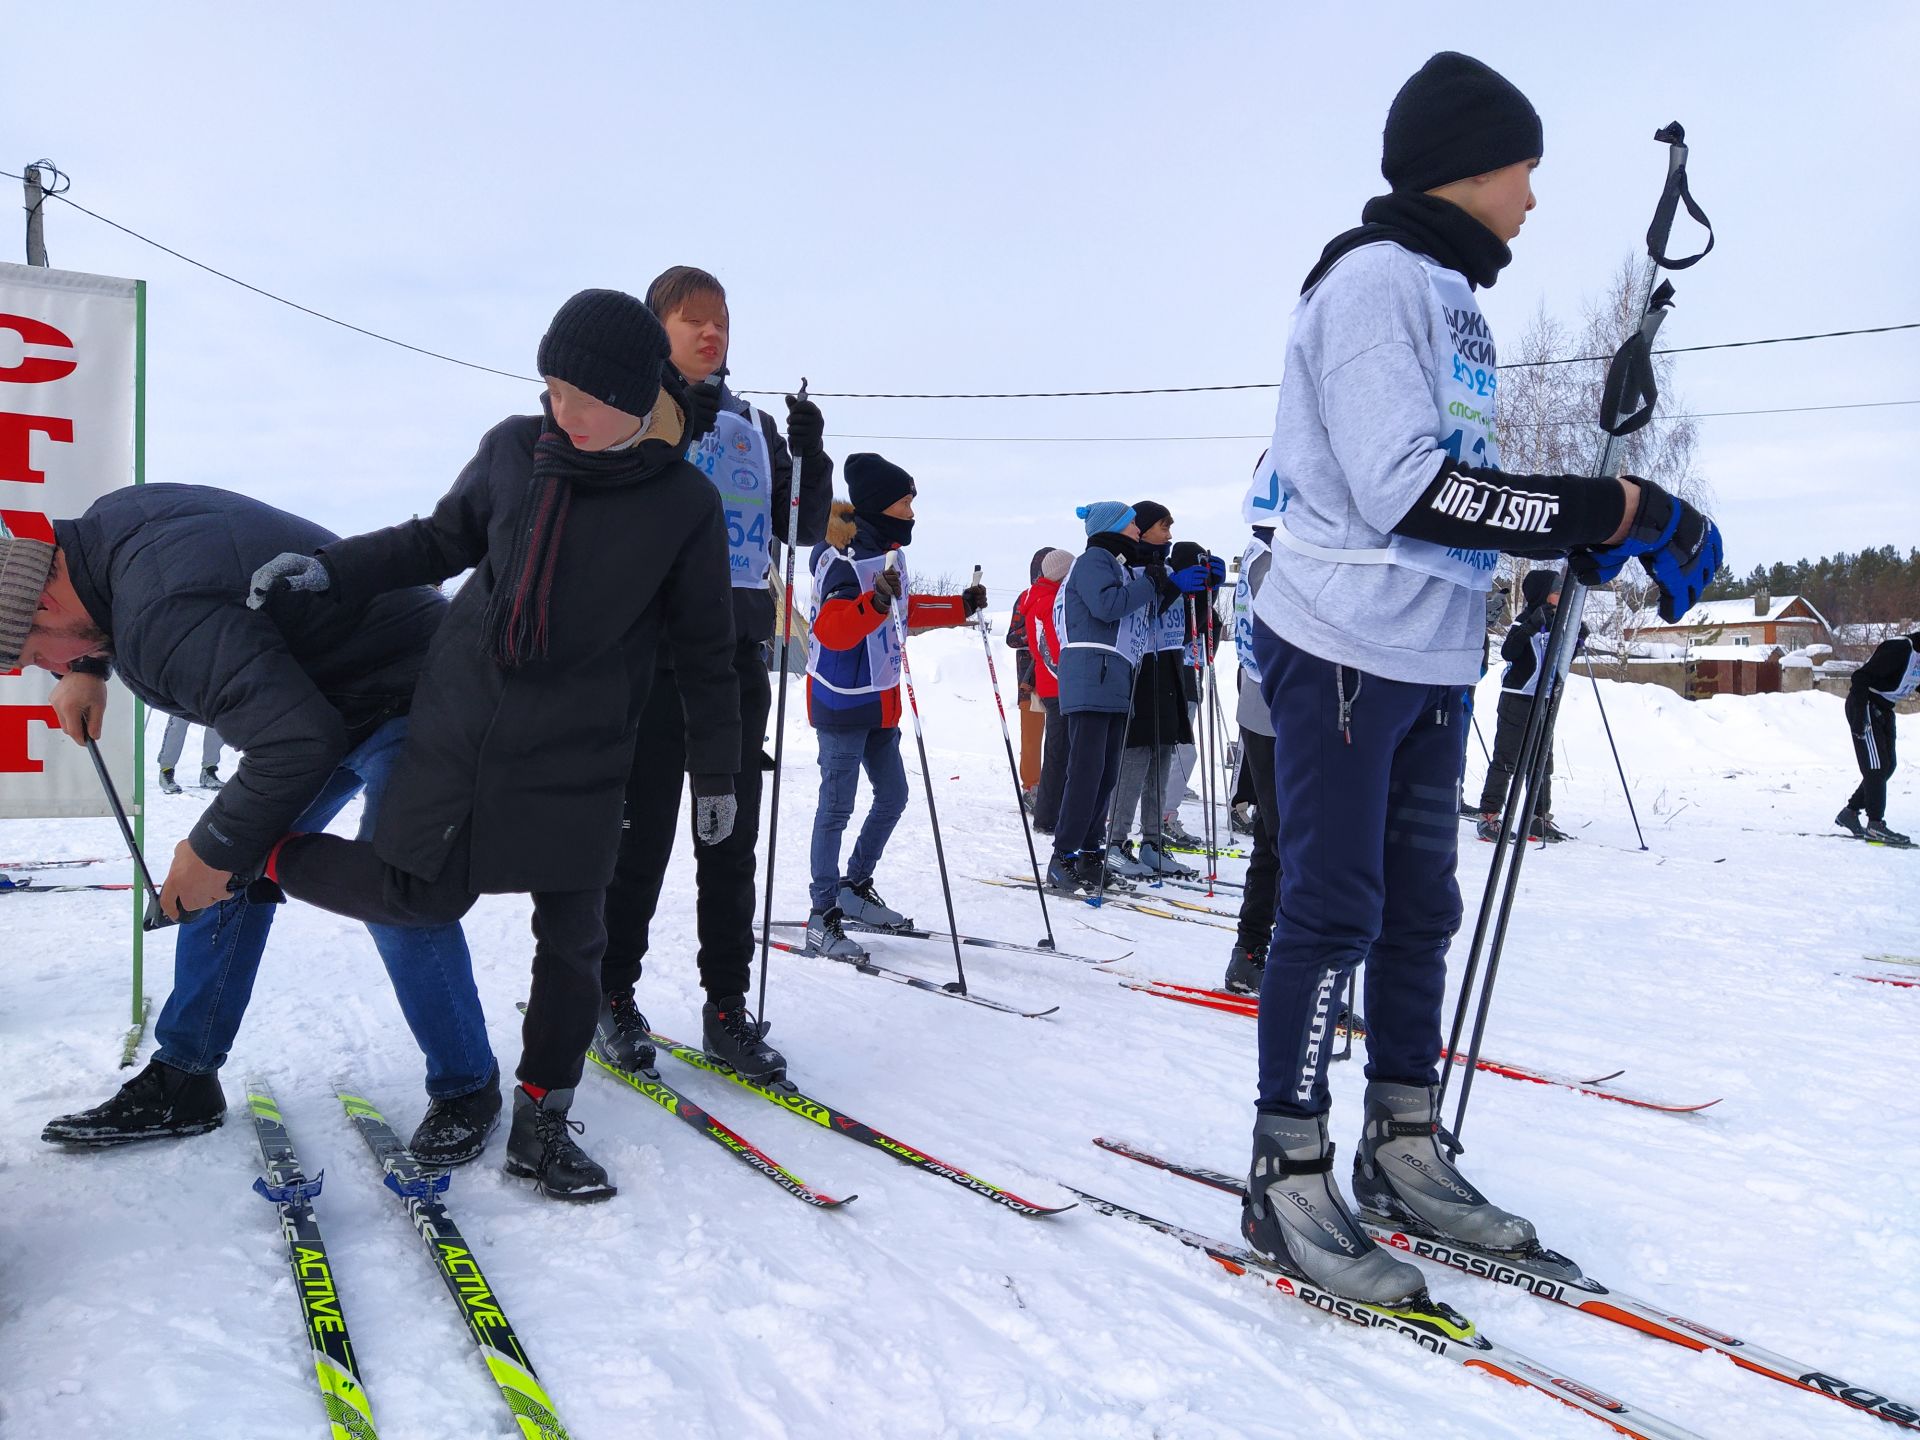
xmin=1236 ymin=53 xmax=1722 ymax=1306
xmin=800 ymin=454 xmax=986 ymax=961
xmin=1475 ymin=567 xmax=1586 ymax=843
xmin=252 ymin=288 xmax=742 ymax=1202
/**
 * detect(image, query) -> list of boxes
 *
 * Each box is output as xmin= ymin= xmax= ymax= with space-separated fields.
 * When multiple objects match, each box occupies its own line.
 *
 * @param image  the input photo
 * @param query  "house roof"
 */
xmin=1642 ymin=594 xmax=1831 ymax=632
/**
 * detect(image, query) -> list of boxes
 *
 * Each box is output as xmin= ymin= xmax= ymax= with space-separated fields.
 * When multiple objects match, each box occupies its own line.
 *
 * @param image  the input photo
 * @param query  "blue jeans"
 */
xmin=809 ymin=725 xmax=909 ymax=911
xmin=1253 ymin=625 xmax=1463 ymax=1118
xmin=154 ymin=717 xmax=497 ymax=1098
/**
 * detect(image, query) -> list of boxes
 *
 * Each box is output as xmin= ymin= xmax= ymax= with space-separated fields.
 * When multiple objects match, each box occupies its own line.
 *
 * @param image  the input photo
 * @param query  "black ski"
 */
xmin=0 ymin=877 xmax=133 ymax=895
xmin=244 ymin=1081 xmax=380 ymax=1440
xmin=335 ymin=1089 xmax=573 ymax=1439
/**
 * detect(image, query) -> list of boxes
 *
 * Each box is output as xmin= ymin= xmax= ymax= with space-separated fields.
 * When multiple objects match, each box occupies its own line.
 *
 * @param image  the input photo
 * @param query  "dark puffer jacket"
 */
xmin=55 ymin=482 xmax=444 ymax=873
xmin=316 ymin=401 xmax=740 ymax=893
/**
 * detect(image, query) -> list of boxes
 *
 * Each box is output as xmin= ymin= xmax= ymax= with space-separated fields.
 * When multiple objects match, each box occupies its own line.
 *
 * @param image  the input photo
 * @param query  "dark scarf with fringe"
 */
xmin=482 ymin=396 xmax=662 ymax=668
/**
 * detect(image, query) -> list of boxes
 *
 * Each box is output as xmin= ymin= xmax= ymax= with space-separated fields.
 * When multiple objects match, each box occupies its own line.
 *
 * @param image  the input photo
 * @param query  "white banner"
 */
xmin=0 ymin=261 xmax=142 ymax=819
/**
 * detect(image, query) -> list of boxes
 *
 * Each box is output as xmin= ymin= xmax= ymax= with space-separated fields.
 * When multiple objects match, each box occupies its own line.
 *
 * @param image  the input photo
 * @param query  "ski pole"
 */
xmin=1471 ymin=709 xmax=1491 ymax=764
xmin=1093 ymin=590 xmax=1151 ymax=906
xmin=887 ymin=550 xmax=970 ymax=992
xmin=1199 ymin=556 xmax=1221 ymax=893
xmin=970 ymin=564 xmax=1057 ymax=949
xmin=84 ymin=735 xmax=177 ymax=931
xmin=755 ymin=377 xmax=808 ymax=1022
xmin=1440 ymin=123 xmax=1714 ymax=1154
xmin=1585 ymin=655 xmax=1648 ymax=850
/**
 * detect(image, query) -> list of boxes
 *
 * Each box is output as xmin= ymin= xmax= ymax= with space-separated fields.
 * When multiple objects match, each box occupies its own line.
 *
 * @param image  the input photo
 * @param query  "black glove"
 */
xmin=1522 ymin=603 xmax=1555 ymax=634
xmin=682 ymin=375 xmax=724 ymax=449
xmin=246 ymin=552 xmax=332 ymax=610
xmin=961 ymin=584 xmax=988 ymax=616
xmin=785 ymin=393 xmax=826 ymax=460
xmin=1143 ymin=562 xmax=1176 ymax=601
xmin=871 ymin=568 xmax=904 ymax=613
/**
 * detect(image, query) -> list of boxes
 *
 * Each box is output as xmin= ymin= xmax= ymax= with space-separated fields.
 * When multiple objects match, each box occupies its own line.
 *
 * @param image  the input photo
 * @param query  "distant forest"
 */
xmin=1699 ymin=546 xmax=1920 ymax=635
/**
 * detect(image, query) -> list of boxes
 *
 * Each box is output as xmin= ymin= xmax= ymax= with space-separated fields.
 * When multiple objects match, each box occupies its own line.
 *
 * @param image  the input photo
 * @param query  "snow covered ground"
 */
xmin=2 ymin=628 xmax=1915 ymax=1440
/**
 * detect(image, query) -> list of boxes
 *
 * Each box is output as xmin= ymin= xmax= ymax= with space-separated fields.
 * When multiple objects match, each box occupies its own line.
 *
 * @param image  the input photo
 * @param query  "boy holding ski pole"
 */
xmin=1239 ymin=52 xmax=1721 ymax=1306
xmin=254 ymin=289 xmax=743 ymax=1203
xmin=801 ymin=456 xmax=987 ymax=961
xmin=594 ymin=266 xmax=833 ymax=1086
xmin=1476 ymin=568 xmax=1586 ymax=844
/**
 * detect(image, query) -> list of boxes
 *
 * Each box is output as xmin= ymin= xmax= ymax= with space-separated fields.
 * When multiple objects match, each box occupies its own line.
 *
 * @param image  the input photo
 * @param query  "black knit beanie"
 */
xmin=536 ymin=289 xmax=671 ymax=419
xmin=846 ymin=453 xmax=917 ymax=516
xmin=1131 ymin=501 xmax=1172 ymax=536
xmin=1382 ymin=53 xmax=1543 ymax=193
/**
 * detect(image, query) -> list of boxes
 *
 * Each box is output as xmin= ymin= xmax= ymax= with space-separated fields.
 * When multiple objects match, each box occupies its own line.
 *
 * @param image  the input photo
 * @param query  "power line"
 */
xmin=11 ymin=165 xmax=1919 ymax=400
xmin=825 ymin=397 xmax=1920 ymax=444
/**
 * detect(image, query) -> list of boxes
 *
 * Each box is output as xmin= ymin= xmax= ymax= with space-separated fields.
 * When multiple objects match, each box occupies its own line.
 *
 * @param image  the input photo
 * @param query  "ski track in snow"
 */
xmin=1 ymin=633 xmax=1913 ymax=1439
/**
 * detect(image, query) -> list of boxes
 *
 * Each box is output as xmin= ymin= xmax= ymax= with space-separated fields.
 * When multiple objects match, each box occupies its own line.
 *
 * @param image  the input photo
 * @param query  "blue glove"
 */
xmin=1206 ymin=556 xmax=1227 ymax=586
xmin=1567 ymin=480 xmax=1722 ymax=623
xmin=1170 ymin=564 xmax=1209 ymax=594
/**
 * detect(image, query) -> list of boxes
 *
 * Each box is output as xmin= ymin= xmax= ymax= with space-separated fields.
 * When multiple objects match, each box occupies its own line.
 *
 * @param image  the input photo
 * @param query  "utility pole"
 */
xmin=24 ymin=164 xmax=49 ymax=266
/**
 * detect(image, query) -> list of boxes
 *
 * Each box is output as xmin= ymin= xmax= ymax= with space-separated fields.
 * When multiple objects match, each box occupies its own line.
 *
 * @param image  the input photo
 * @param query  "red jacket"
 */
xmin=1014 ymin=577 xmax=1064 ymax=700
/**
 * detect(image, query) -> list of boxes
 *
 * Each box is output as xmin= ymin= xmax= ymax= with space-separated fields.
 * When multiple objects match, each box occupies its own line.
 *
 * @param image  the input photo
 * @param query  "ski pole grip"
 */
xmin=797 ymin=376 xmax=808 ymax=402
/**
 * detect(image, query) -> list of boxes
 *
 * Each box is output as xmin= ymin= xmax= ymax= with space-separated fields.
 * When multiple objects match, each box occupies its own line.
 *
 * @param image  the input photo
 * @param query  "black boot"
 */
xmin=42 ymin=1058 xmax=226 ymax=1146
xmin=407 ymin=1072 xmax=502 ymax=1168
xmin=703 ymin=995 xmax=787 ymax=1083
xmin=158 ymin=767 xmax=182 ymax=796
xmin=1223 ymin=945 xmax=1265 ymax=996
xmin=503 ymin=1086 xmax=616 ymax=1202
xmin=594 ymin=988 xmax=656 ymax=1073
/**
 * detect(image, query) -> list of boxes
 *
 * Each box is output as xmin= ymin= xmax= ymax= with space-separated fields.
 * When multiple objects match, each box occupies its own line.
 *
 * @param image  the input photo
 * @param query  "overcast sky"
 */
xmin=8 ymin=2 xmax=1917 ymax=606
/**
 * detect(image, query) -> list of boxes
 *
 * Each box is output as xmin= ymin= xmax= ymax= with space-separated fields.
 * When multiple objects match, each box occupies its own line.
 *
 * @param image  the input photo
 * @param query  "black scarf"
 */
xmin=1301 ymin=191 xmax=1511 ymax=294
xmin=859 ymin=511 xmax=915 ymax=550
xmin=482 ymin=395 xmax=664 ymax=668
xmin=1087 ymin=531 xmax=1140 ymax=564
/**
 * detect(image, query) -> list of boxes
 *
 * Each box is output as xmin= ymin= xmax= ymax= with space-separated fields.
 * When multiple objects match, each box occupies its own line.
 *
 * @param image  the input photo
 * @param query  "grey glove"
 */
xmin=694 ymin=793 xmax=737 ymax=846
xmin=247 ymin=552 xmax=330 ymax=610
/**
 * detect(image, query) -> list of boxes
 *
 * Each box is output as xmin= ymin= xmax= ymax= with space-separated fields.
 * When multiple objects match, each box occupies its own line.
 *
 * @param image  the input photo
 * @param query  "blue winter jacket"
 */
xmin=1055 ymin=545 xmax=1158 ymax=716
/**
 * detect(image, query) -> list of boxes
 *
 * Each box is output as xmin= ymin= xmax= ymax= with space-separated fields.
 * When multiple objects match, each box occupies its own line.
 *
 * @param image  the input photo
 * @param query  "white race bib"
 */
xmin=685 ymin=408 xmax=775 ymax=589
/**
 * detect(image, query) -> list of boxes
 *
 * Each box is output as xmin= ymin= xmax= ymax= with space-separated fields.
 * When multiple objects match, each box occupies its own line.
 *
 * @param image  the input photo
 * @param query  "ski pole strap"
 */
xmin=254 ymin=1170 xmax=324 ymax=1206
xmin=384 ymin=1168 xmax=452 ymax=1201
xmin=1598 ymin=280 xmax=1676 ymax=436
xmin=1646 ymin=122 xmax=1714 ymax=270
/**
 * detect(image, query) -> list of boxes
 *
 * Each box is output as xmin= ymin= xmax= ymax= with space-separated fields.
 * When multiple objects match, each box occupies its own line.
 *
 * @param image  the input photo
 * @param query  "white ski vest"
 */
xmin=806 ymin=545 xmax=906 ymax=695
xmin=684 ymin=407 xmax=775 ymax=589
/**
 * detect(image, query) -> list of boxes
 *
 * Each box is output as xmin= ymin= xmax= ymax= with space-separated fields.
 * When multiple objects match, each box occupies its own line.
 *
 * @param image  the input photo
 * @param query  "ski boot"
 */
xmin=1474 ymin=812 xmax=1503 ymax=843
xmin=1835 ymin=806 xmax=1866 ymax=837
xmin=1229 ymin=802 xmax=1256 ymax=837
xmin=42 ymin=1058 xmax=226 ymax=1146
xmin=595 ymin=988 xmax=656 ymax=1072
xmin=1075 ymin=849 xmax=1135 ymax=894
xmin=1864 ymin=817 xmax=1912 ymax=846
xmin=1044 ymin=852 xmax=1083 ymax=895
xmin=503 ymin=1086 xmax=616 ymax=1201
xmin=1241 ymin=1110 xmax=1426 ymax=1304
xmin=1529 ymin=813 xmax=1571 ymax=843
xmin=158 ymin=767 xmax=182 ymax=796
xmin=805 ymin=906 xmax=872 ymax=964
xmin=1223 ymin=944 xmax=1265 ymax=996
xmin=199 ymin=766 xmax=225 ymax=792
xmin=1161 ymin=815 xmax=1202 ymax=848
xmin=1350 ymin=1081 xmax=1538 ymax=1253
xmin=408 ymin=1071 xmax=502 ymax=1167
xmin=1107 ymin=841 xmax=1154 ymax=880
xmin=1137 ymin=840 xmax=1197 ymax=879
xmin=837 ymin=876 xmax=914 ymax=932
xmin=703 ymin=994 xmax=787 ymax=1083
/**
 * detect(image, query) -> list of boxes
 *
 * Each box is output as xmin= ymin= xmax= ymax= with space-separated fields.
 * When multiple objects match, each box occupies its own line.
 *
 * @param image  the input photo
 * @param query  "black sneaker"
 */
xmin=1223 ymin=945 xmax=1265 ymax=996
xmin=1044 ymin=852 xmax=1083 ymax=894
xmin=1836 ymin=806 xmax=1867 ymax=837
xmin=503 ymin=1086 xmax=616 ymax=1202
xmin=703 ymin=995 xmax=787 ymax=1083
xmin=595 ymin=988 xmax=656 ymax=1072
xmin=408 ymin=1072 xmax=502 ymax=1167
xmin=42 ymin=1058 xmax=226 ymax=1146
xmin=1864 ymin=818 xmax=1912 ymax=846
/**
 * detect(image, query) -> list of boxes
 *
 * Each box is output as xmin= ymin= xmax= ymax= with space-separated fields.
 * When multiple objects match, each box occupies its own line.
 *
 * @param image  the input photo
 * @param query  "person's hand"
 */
xmin=49 ymin=672 xmax=109 ymax=744
xmin=1206 ymin=556 xmax=1227 ymax=587
xmin=961 ymin=584 xmax=988 ymax=616
xmin=1568 ymin=479 xmax=1722 ymax=623
xmin=871 ymin=567 xmax=904 ymax=613
xmin=682 ymin=376 xmax=724 ymax=448
xmin=785 ymin=393 xmax=826 ymax=460
xmin=247 ymin=553 xmax=330 ymax=610
xmin=158 ymin=838 xmax=233 ymax=921
xmin=1170 ymin=564 xmax=1210 ymax=594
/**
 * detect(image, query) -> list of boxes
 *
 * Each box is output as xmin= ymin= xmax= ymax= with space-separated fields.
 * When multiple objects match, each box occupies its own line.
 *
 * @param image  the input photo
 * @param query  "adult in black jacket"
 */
xmin=596 ymin=266 xmax=832 ymax=1084
xmin=1837 ymin=630 xmax=1920 ymax=844
xmin=0 ymin=485 xmax=496 ymax=1160
xmin=1475 ymin=567 xmax=1584 ymax=843
xmin=259 ymin=290 xmax=742 ymax=1202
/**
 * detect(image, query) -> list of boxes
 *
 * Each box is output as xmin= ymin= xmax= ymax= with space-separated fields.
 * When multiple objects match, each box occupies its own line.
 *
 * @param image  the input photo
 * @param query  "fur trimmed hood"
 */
xmin=826 ymin=498 xmax=858 ymax=550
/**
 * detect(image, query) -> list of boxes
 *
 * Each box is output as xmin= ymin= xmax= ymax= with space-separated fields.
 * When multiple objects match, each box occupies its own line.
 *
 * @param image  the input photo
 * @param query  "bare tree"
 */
xmin=1494 ymin=255 xmax=1711 ymax=673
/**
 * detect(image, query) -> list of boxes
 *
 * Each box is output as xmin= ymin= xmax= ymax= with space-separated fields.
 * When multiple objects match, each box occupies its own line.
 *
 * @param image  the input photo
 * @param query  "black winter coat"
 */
xmin=55 ymin=483 xmax=444 ymax=874
xmin=317 ymin=408 xmax=741 ymax=894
